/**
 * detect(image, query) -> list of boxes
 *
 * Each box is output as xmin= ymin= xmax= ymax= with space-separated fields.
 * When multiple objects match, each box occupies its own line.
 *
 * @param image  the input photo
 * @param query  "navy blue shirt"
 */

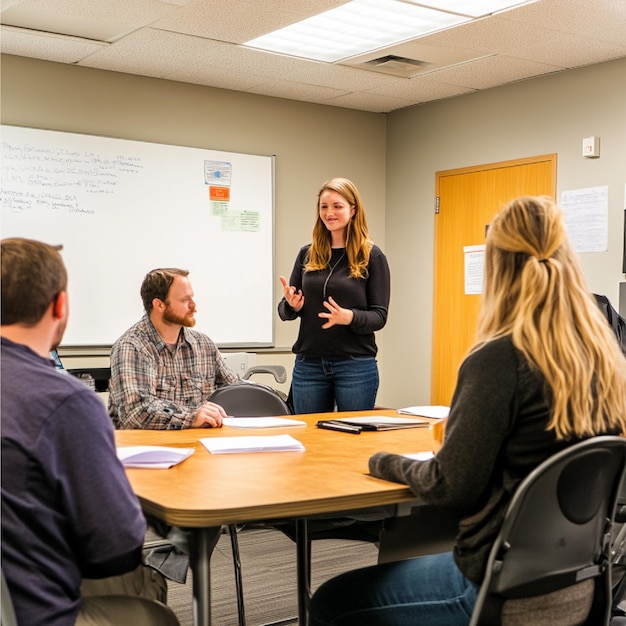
xmin=1 ymin=338 xmax=146 ymax=626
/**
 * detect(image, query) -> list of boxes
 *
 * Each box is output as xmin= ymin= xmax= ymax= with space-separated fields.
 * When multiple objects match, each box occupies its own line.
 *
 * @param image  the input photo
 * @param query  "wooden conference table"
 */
xmin=115 ymin=409 xmax=441 ymax=626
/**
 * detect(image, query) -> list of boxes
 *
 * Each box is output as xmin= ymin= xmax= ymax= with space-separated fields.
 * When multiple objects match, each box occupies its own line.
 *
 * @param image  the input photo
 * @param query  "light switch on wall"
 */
xmin=582 ymin=136 xmax=600 ymax=158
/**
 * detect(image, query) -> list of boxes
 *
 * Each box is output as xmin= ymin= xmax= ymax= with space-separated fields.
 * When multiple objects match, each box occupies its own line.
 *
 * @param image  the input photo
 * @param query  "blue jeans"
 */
xmin=291 ymin=355 xmax=379 ymax=414
xmin=309 ymin=551 xmax=478 ymax=626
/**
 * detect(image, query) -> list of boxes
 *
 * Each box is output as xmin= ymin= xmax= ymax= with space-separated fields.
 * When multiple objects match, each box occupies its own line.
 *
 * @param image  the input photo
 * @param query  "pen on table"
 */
xmin=316 ymin=420 xmax=362 ymax=434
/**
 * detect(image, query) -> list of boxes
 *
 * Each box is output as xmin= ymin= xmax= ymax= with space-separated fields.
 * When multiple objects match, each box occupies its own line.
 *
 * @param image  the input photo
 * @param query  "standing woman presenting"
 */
xmin=279 ymin=177 xmax=390 ymax=414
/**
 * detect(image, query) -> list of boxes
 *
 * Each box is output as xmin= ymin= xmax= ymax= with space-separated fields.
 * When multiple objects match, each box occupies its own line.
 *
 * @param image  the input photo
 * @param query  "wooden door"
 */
xmin=431 ymin=155 xmax=557 ymax=405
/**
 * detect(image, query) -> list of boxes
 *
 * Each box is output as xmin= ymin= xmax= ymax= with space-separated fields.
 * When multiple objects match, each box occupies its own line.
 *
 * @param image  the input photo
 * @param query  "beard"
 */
xmin=163 ymin=305 xmax=196 ymax=327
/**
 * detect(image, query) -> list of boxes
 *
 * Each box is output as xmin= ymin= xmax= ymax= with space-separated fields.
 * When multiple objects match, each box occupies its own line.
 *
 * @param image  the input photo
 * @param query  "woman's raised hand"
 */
xmin=280 ymin=276 xmax=304 ymax=311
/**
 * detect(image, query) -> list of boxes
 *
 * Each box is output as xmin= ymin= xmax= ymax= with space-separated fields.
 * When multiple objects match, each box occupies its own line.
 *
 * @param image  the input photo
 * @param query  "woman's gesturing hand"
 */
xmin=280 ymin=276 xmax=304 ymax=311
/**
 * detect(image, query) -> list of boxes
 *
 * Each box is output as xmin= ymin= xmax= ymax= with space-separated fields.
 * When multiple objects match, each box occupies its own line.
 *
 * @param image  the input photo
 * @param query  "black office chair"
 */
xmin=208 ymin=380 xmax=293 ymax=626
xmin=610 ymin=472 xmax=626 ymax=621
xmin=469 ymin=435 xmax=626 ymax=626
xmin=209 ymin=381 xmax=292 ymax=418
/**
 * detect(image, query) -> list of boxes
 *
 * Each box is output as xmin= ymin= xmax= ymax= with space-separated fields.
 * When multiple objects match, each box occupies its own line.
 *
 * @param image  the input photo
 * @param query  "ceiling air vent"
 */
xmin=360 ymin=55 xmax=433 ymax=78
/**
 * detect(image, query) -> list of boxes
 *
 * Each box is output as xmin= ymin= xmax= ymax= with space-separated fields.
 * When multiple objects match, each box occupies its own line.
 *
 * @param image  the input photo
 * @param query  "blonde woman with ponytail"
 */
xmin=278 ymin=178 xmax=390 ymax=413
xmin=309 ymin=195 xmax=626 ymax=626
xmin=477 ymin=196 xmax=626 ymax=439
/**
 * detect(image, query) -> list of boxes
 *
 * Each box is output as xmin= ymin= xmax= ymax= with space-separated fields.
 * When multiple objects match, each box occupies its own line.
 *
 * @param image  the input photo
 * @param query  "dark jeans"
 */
xmin=291 ymin=355 xmax=379 ymax=414
xmin=309 ymin=551 xmax=478 ymax=626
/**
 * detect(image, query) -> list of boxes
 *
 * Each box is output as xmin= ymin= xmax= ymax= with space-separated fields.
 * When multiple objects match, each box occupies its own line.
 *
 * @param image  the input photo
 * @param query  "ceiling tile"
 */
xmin=427 ymin=55 xmax=561 ymax=90
xmin=367 ymin=76 xmax=476 ymax=103
xmin=323 ymin=91 xmax=416 ymax=113
xmin=502 ymin=0 xmax=626 ymax=41
xmin=245 ymin=78 xmax=350 ymax=103
xmin=0 ymin=25 xmax=106 ymax=63
xmin=1 ymin=0 xmax=183 ymax=39
xmin=78 ymin=28 xmax=224 ymax=77
xmin=420 ymin=15 xmax=564 ymax=53
xmin=508 ymin=33 xmax=626 ymax=68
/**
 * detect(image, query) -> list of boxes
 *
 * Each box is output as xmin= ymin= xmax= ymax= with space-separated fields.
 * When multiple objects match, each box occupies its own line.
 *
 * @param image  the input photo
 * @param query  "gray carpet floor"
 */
xmin=166 ymin=527 xmax=379 ymax=626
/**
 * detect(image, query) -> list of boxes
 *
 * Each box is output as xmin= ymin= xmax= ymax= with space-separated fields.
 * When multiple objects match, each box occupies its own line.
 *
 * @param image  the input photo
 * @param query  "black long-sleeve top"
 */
xmin=369 ymin=336 xmax=618 ymax=584
xmin=278 ymin=245 xmax=390 ymax=357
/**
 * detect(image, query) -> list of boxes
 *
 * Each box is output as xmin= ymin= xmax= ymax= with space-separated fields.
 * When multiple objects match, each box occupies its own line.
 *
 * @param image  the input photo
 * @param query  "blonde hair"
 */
xmin=305 ymin=177 xmax=372 ymax=279
xmin=474 ymin=196 xmax=626 ymax=439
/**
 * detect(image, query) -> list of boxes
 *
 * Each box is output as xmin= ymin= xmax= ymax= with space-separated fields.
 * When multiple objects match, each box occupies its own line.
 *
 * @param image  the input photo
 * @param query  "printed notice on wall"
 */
xmin=561 ymin=186 xmax=608 ymax=253
xmin=221 ymin=210 xmax=260 ymax=232
xmin=464 ymin=244 xmax=485 ymax=295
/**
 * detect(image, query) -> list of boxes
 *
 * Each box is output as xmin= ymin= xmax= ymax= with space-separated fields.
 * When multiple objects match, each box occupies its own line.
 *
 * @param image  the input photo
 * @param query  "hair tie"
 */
xmin=538 ymin=257 xmax=549 ymax=264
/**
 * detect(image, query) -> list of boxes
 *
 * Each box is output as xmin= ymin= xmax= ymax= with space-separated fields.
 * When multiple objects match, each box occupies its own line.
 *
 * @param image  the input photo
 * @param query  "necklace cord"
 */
xmin=322 ymin=250 xmax=346 ymax=299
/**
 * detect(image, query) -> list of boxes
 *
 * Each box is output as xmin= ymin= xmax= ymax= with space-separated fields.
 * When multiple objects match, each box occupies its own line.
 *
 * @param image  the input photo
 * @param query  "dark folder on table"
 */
xmin=319 ymin=415 xmax=429 ymax=431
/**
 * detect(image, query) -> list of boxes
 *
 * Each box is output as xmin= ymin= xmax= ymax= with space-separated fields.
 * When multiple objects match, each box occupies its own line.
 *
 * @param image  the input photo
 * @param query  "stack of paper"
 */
xmin=397 ymin=405 xmax=449 ymax=419
xmin=222 ymin=417 xmax=306 ymax=428
xmin=200 ymin=434 xmax=305 ymax=454
xmin=117 ymin=446 xmax=195 ymax=469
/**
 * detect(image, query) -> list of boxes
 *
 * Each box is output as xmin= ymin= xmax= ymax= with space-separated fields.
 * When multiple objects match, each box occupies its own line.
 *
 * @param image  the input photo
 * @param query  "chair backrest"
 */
xmin=594 ymin=293 xmax=626 ymax=354
xmin=470 ymin=435 xmax=626 ymax=626
xmin=208 ymin=382 xmax=292 ymax=417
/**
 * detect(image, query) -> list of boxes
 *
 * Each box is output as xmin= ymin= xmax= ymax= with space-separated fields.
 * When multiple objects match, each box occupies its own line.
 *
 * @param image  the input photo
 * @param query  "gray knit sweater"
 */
xmin=369 ymin=336 xmax=607 ymax=584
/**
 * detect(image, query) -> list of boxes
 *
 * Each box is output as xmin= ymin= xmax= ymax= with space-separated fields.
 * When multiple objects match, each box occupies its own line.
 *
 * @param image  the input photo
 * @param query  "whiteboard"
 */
xmin=1 ymin=125 xmax=275 ymax=347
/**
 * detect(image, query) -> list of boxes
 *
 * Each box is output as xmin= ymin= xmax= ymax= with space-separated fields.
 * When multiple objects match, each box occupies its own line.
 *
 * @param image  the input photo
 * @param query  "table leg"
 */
xmin=296 ymin=518 xmax=310 ymax=625
xmin=189 ymin=527 xmax=221 ymax=626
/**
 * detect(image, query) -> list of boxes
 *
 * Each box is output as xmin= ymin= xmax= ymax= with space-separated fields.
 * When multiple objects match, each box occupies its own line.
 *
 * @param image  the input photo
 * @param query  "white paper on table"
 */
xmin=117 ymin=446 xmax=195 ymax=469
xmin=200 ymin=434 xmax=305 ymax=454
xmin=222 ymin=417 xmax=307 ymax=428
xmin=397 ymin=405 xmax=450 ymax=419
xmin=403 ymin=451 xmax=436 ymax=461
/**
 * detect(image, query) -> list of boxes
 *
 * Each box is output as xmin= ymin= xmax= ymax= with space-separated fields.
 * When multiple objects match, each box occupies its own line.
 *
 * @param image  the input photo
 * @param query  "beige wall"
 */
xmin=2 ymin=54 xmax=625 ymax=407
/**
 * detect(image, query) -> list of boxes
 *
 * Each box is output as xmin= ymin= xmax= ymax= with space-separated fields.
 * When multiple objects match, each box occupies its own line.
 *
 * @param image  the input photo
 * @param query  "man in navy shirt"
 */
xmin=1 ymin=238 xmax=179 ymax=626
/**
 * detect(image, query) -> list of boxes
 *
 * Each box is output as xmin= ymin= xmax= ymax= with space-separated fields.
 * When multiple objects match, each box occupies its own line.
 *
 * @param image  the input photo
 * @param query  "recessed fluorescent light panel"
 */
xmin=243 ymin=0 xmax=536 ymax=63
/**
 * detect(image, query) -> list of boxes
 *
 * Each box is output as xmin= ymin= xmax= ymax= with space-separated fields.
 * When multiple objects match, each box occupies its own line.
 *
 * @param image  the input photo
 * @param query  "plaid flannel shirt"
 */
xmin=109 ymin=315 xmax=238 ymax=429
